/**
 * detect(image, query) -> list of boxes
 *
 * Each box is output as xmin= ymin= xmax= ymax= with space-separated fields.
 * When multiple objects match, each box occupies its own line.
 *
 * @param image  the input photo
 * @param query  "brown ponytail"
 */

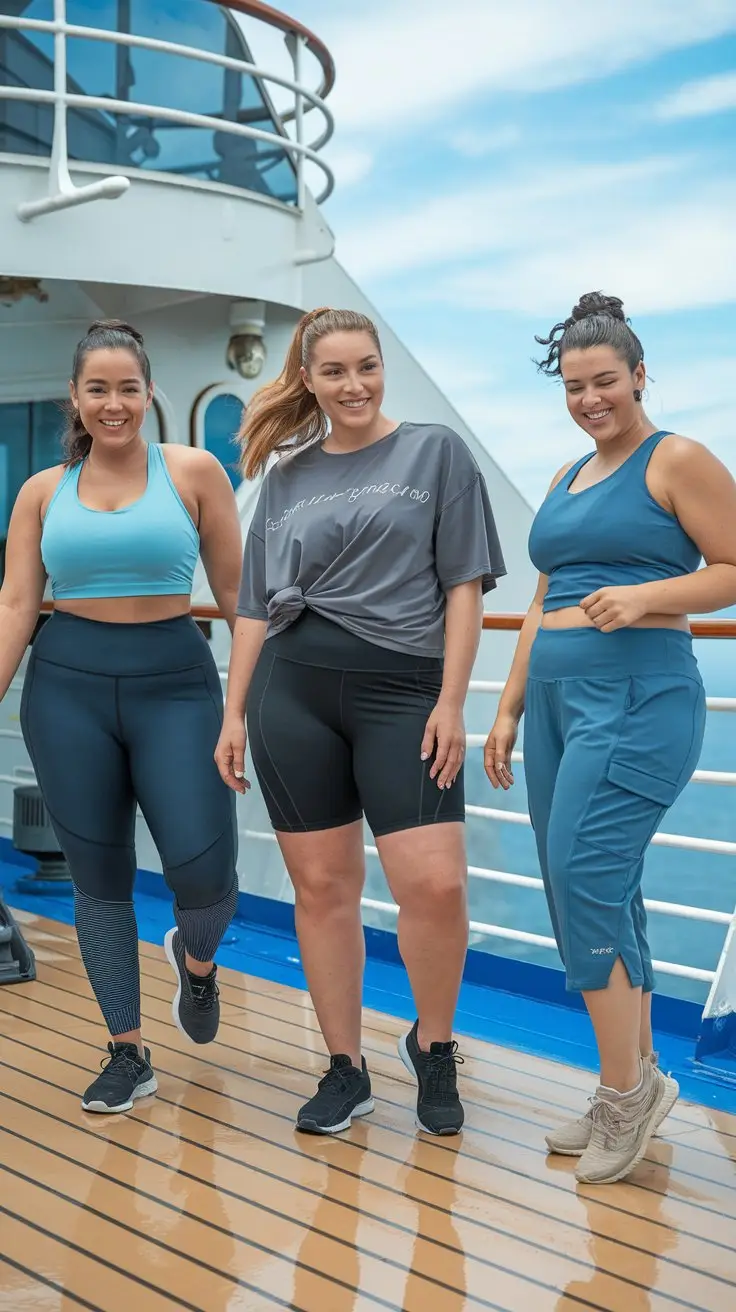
xmin=238 ymin=307 xmax=382 ymax=479
xmin=63 ymin=318 xmax=151 ymax=465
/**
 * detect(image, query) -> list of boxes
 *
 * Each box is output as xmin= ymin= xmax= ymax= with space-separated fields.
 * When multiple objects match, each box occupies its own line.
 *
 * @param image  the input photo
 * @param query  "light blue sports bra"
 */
xmin=41 ymin=443 xmax=199 ymax=600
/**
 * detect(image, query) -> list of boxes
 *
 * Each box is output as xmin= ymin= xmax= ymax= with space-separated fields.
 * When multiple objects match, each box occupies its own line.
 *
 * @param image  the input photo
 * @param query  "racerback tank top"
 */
xmin=41 ymin=442 xmax=199 ymax=599
xmin=528 ymin=431 xmax=701 ymax=612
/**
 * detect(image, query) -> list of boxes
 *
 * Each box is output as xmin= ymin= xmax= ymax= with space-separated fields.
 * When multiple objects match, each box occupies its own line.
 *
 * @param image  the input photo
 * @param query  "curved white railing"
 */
xmin=0 ymin=0 xmax=335 ymax=219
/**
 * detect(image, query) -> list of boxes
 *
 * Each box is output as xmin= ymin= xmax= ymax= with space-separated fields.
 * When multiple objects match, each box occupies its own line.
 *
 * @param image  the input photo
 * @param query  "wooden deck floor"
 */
xmin=0 ymin=910 xmax=735 ymax=1312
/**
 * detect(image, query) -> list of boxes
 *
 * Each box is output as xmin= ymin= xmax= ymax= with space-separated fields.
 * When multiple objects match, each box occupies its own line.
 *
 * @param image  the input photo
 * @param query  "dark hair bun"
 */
xmin=570 ymin=292 xmax=626 ymax=324
xmin=87 ymin=318 xmax=145 ymax=347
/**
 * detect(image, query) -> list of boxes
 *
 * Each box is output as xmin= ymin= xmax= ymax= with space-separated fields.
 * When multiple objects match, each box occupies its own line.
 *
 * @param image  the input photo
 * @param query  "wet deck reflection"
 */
xmin=1 ymin=910 xmax=735 ymax=1310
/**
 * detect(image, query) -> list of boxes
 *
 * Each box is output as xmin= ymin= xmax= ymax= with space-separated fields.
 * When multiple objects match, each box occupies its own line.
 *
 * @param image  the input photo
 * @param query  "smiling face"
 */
xmin=560 ymin=344 xmax=646 ymax=443
xmin=301 ymin=330 xmax=385 ymax=432
xmin=70 ymin=347 xmax=153 ymax=450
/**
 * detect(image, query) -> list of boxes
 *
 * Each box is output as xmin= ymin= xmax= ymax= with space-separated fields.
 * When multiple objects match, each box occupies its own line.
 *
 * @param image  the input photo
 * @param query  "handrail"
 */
xmin=217 ymin=0 xmax=336 ymax=103
xmin=45 ymin=602 xmax=733 ymax=636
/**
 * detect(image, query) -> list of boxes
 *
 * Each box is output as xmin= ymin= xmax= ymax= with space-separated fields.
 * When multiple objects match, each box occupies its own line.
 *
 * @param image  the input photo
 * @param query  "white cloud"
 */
xmin=437 ymin=191 xmax=736 ymax=316
xmin=319 ymin=144 xmax=374 ymax=188
xmin=306 ymin=0 xmax=736 ymax=136
xmin=655 ymin=71 xmax=736 ymax=120
xmin=444 ymin=126 xmax=521 ymax=158
xmin=336 ymin=155 xmax=684 ymax=280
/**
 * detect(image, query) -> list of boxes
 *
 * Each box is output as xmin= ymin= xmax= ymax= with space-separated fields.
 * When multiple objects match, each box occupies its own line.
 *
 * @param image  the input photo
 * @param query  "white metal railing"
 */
xmin=214 ymin=672 xmax=736 ymax=985
xmin=3 ymin=664 xmax=734 ymax=987
xmin=0 ymin=0 xmax=334 ymax=221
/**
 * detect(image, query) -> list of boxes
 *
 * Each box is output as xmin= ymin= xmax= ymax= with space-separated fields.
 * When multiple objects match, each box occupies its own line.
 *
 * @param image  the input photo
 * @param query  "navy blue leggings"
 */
xmin=20 ymin=612 xmax=238 ymax=1034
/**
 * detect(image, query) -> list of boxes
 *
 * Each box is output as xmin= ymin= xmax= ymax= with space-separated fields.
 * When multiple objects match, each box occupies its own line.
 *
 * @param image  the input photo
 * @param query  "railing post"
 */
xmin=16 ymin=0 xmax=129 ymax=221
xmin=49 ymin=0 xmax=70 ymax=191
xmin=285 ymin=31 xmax=306 ymax=210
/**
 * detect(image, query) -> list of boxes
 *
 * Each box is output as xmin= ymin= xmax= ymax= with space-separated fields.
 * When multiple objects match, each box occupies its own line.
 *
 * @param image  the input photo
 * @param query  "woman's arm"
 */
xmin=0 ymin=478 xmax=49 ymax=701
xmin=185 ymin=450 xmax=243 ymax=632
xmin=421 ymin=578 xmax=483 ymax=790
xmin=214 ymin=616 xmax=268 ymax=794
xmin=483 ymin=573 xmax=548 ymax=790
xmin=581 ymin=439 xmax=736 ymax=629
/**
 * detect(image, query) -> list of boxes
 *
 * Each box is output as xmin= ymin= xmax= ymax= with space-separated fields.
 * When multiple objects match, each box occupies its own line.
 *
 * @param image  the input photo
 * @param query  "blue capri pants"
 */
xmin=523 ymin=628 xmax=705 ymax=993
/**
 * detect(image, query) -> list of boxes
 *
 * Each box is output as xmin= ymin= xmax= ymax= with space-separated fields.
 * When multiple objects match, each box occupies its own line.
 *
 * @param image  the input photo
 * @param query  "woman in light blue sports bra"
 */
xmin=483 ymin=292 xmax=736 ymax=1186
xmin=0 ymin=320 xmax=243 ymax=1113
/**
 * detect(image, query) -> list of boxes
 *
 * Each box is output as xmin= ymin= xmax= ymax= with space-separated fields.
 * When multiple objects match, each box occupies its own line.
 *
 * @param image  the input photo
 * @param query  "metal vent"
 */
xmin=12 ymin=785 xmax=70 ymax=880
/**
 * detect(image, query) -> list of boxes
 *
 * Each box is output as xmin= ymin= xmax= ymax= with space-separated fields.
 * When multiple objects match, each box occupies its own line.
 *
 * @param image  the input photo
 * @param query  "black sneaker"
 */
xmin=296 ymin=1055 xmax=374 ymax=1134
xmin=81 ymin=1042 xmax=157 ymax=1114
xmin=399 ymin=1020 xmax=465 ymax=1135
xmin=164 ymin=927 xmax=220 ymax=1044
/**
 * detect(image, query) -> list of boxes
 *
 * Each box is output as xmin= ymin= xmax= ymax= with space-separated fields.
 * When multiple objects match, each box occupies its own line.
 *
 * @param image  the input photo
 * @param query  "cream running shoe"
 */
xmin=574 ymin=1056 xmax=667 ymax=1184
xmin=545 ymin=1053 xmax=678 ymax=1157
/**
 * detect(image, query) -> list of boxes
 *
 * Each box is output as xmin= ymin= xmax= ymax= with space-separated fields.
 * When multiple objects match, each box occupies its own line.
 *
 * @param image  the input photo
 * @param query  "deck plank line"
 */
xmin=0 ymin=1124 xmax=510 ymax=1311
xmin=0 ymin=1254 xmax=103 ymax=1312
xmin=0 ymin=1084 xmax=696 ymax=1312
xmin=19 ymin=950 xmax=736 ymax=1198
xmin=0 ymin=1162 xmax=410 ymax=1312
xmin=1 ymin=1052 xmax=733 ymax=1306
xmin=22 ymin=921 xmax=734 ymax=1146
xmin=5 ymin=982 xmax=735 ymax=1246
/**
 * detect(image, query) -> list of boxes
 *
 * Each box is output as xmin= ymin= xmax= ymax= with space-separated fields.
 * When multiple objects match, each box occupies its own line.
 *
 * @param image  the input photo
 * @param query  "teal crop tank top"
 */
xmin=41 ymin=443 xmax=200 ymax=600
xmin=528 ymin=431 xmax=701 ymax=613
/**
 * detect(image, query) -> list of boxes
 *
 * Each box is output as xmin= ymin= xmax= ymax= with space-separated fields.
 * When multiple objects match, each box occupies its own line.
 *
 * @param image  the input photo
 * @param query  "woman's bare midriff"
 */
xmin=541 ymin=606 xmax=689 ymax=633
xmin=53 ymin=595 xmax=192 ymax=624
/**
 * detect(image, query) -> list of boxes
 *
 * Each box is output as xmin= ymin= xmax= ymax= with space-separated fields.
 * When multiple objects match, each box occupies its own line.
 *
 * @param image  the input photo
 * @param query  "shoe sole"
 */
xmin=296 ymin=1097 xmax=375 ymax=1135
xmin=164 ymin=927 xmax=218 ymax=1045
xmin=163 ymin=927 xmax=188 ymax=1041
xmin=82 ymin=1075 xmax=158 ymax=1115
xmin=547 ymin=1074 xmax=680 ymax=1158
xmin=397 ymin=1034 xmax=464 ymax=1137
xmin=575 ymin=1075 xmax=673 ymax=1185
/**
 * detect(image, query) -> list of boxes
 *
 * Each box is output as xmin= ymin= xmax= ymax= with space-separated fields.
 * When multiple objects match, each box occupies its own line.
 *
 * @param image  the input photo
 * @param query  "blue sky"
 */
xmin=248 ymin=0 xmax=736 ymax=506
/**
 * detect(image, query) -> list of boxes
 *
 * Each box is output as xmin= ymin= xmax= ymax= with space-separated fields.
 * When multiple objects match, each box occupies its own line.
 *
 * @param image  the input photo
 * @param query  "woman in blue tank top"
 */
xmin=0 ymin=320 xmax=243 ymax=1113
xmin=484 ymin=291 xmax=736 ymax=1186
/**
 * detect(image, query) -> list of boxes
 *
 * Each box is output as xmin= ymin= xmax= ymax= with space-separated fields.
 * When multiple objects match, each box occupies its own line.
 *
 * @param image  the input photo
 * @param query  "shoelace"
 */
xmin=422 ymin=1043 xmax=464 ymax=1104
xmin=99 ymin=1046 xmax=145 ymax=1081
xmin=317 ymin=1064 xmax=357 ymax=1098
xmin=589 ymin=1092 xmax=647 ymax=1149
xmin=189 ymin=973 xmax=219 ymax=1011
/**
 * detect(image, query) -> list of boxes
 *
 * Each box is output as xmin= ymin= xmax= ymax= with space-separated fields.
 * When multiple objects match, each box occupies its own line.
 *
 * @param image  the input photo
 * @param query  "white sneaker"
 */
xmin=545 ymin=1053 xmax=678 ymax=1157
xmin=575 ymin=1058 xmax=666 ymax=1185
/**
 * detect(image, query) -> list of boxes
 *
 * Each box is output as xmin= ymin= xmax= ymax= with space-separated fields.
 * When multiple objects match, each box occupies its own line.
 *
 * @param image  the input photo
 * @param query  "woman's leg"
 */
xmin=247 ymin=647 xmax=372 ymax=1132
xmin=20 ymin=651 xmax=155 ymax=1112
xmin=125 ymin=660 xmax=239 ymax=1045
xmin=376 ymin=823 xmax=467 ymax=1051
xmin=545 ymin=669 xmax=704 ymax=1182
xmin=277 ymin=822 xmax=367 ymax=1068
xmin=349 ymin=664 xmax=469 ymax=1135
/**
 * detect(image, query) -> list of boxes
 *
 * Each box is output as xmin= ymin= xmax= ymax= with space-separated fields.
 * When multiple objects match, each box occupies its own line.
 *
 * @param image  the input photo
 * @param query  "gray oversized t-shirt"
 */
xmin=236 ymin=422 xmax=506 ymax=657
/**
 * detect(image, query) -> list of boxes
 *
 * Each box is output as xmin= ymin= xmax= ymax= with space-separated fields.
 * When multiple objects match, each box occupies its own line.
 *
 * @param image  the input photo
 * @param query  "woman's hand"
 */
xmin=579 ymin=584 xmax=649 ymax=632
xmin=215 ymin=714 xmax=251 ymax=795
xmin=484 ymin=713 xmax=519 ymax=790
xmin=421 ymin=697 xmax=466 ymax=790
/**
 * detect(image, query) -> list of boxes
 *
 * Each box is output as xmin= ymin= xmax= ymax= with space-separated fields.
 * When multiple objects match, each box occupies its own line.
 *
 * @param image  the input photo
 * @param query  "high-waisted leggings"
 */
xmin=524 ymin=627 xmax=705 ymax=993
xmin=20 ymin=611 xmax=238 ymax=1034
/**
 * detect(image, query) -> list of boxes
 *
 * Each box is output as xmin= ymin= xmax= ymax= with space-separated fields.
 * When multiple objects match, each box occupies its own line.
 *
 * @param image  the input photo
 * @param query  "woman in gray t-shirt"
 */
xmin=216 ymin=307 xmax=506 ymax=1138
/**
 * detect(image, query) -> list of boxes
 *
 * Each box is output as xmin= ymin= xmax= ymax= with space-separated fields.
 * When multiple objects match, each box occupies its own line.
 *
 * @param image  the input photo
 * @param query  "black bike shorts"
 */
xmin=247 ymin=611 xmax=465 ymax=837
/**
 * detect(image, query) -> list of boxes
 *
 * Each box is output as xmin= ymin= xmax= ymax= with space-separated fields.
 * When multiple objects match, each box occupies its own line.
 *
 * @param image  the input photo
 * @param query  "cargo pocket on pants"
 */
xmin=588 ymin=759 xmax=679 ymax=861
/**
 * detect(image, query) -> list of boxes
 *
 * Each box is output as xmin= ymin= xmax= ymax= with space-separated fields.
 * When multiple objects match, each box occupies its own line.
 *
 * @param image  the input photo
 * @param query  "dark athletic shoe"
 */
xmin=399 ymin=1019 xmax=465 ymax=1135
xmin=296 ymin=1055 xmax=374 ymax=1134
xmin=82 ymin=1042 xmax=157 ymax=1114
xmin=164 ymin=927 xmax=220 ymax=1044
